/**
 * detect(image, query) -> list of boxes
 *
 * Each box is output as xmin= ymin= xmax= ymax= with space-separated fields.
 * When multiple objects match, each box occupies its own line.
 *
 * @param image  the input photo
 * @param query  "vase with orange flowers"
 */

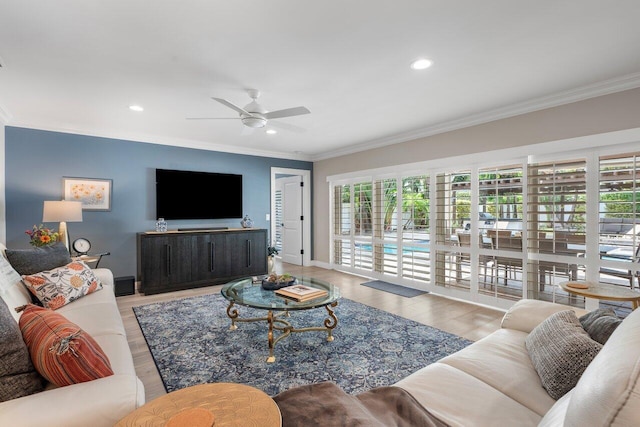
xmin=25 ymin=224 xmax=60 ymax=247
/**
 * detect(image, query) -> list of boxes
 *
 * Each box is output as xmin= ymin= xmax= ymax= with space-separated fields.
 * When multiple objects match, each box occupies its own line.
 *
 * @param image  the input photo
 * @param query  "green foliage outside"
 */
xmin=600 ymin=192 xmax=640 ymax=218
xmin=337 ymin=170 xmax=640 ymax=236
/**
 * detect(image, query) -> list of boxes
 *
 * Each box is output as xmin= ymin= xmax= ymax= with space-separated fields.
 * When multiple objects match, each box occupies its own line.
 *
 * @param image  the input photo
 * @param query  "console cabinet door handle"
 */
xmin=166 ymin=244 xmax=172 ymax=276
xmin=246 ymin=239 xmax=251 ymax=267
xmin=210 ymin=241 xmax=215 ymax=272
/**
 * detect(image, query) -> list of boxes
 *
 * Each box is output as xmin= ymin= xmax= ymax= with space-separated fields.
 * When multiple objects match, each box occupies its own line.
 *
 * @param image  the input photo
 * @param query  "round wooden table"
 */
xmin=560 ymin=281 xmax=640 ymax=309
xmin=115 ymin=383 xmax=281 ymax=427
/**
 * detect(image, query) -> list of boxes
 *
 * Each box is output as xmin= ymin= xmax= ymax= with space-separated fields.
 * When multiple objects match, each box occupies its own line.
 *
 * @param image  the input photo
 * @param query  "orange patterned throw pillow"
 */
xmin=18 ymin=304 xmax=113 ymax=387
xmin=22 ymin=261 xmax=103 ymax=309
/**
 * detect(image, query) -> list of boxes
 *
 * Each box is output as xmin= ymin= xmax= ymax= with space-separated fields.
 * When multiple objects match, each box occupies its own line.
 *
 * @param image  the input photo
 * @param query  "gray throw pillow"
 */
xmin=579 ymin=308 xmax=622 ymax=345
xmin=0 ymin=297 xmax=45 ymax=402
xmin=5 ymin=243 xmax=72 ymax=275
xmin=525 ymin=310 xmax=602 ymax=400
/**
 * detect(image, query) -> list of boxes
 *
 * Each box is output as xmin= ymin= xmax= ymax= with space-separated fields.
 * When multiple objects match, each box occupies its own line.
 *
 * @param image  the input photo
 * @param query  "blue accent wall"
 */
xmin=5 ymin=126 xmax=312 ymax=278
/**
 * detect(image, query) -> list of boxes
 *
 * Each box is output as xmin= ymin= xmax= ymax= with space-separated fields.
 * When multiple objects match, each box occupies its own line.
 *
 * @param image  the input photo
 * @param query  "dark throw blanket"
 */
xmin=273 ymin=381 xmax=449 ymax=427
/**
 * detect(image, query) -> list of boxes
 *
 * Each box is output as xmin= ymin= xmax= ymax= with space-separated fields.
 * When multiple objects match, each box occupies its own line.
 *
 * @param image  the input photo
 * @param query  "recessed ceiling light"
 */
xmin=410 ymin=58 xmax=433 ymax=70
xmin=129 ymin=105 xmax=144 ymax=112
xmin=266 ymin=129 xmax=277 ymax=135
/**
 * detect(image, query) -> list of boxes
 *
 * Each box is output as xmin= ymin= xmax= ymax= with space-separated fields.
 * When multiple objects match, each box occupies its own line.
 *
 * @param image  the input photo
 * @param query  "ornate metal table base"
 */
xmin=226 ymin=301 xmax=339 ymax=363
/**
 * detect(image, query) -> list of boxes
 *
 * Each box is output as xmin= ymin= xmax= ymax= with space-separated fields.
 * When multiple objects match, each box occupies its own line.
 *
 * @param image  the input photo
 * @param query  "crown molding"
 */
xmin=5 ymin=122 xmax=314 ymax=162
xmin=310 ymin=72 xmax=640 ymax=161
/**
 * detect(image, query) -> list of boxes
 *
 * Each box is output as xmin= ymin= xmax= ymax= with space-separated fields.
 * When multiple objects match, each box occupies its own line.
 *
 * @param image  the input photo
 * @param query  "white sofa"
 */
xmin=0 ymin=264 xmax=145 ymax=426
xmin=396 ymin=299 xmax=640 ymax=426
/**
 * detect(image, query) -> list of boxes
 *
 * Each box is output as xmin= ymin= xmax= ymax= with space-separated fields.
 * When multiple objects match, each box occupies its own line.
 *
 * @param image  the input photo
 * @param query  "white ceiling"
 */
xmin=1 ymin=1 xmax=640 ymax=161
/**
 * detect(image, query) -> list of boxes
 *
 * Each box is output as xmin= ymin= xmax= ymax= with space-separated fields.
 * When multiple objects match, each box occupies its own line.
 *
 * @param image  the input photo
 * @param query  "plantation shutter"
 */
xmin=478 ymin=165 xmax=524 ymax=300
xmin=333 ymin=184 xmax=351 ymax=266
xmin=274 ymin=188 xmax=283 ymax=252
xmin=527 ymin=158 xmax=587 ymax=302
xmin=373 ymin=178 xmax=398 ymax=277
xmin=435 ymin=171 xmax=471 ymax=291
xmin=353 ymin=182 xmax=373 ymax=271
xmin=401 ymin=175 xmax=430 ymax=283
xmin=599 ymin=152 xmax=640 ymax=288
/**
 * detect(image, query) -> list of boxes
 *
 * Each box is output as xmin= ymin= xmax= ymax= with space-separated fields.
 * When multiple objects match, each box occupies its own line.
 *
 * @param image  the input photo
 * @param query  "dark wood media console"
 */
xmin=137 ymin=228 xmax=267 ymax=295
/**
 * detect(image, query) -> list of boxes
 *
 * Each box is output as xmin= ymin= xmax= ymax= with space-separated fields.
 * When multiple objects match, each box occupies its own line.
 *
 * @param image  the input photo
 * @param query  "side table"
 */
xmin=115 ymin=382 xmax=281 ymax=427
xmin=560 ymin=281 xmax=640 ymax=310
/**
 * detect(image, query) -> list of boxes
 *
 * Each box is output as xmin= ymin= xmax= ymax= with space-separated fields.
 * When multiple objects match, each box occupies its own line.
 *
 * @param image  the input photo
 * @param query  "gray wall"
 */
xmin=4 ymin=126 xmax=312 ymax=278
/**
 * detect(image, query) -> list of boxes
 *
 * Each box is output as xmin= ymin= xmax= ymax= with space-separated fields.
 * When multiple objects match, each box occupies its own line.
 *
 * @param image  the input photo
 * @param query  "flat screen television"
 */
xmin=156 ymin=168 xmax=243 ymax=220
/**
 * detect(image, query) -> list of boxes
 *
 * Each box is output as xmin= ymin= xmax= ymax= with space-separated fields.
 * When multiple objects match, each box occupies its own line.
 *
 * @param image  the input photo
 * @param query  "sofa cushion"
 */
xmin=395 ymin=363 xmax=542 ymax=426
xmin=438 ymin=328 xmax=556 ymax=416
xmin=0 ymin=255 xmax=22 ymax=295
xmin=4 ymin=243 xmax=72 ymax=276
xmin=500 ymin=299 xmax=588 ymax=333
xmin=0 ymin=298 xmax=44 ymax=401
xmin=0 ymin=255 xmax=32 ymax=322
xmin=525 ymin=310 xmax=602 ymax=400
xmin=19 ymin=304 xmax=113 ymax=387
xmin=22 ymin=261 xmax=103 ymax=310
xmin=579 ymin=308 xmax=622 ymax=345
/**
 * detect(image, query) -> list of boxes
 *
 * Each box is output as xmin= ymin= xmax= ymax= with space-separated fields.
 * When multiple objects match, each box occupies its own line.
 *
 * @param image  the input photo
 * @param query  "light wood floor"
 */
xmin=117 ymin=263 xmax=505 ymax=401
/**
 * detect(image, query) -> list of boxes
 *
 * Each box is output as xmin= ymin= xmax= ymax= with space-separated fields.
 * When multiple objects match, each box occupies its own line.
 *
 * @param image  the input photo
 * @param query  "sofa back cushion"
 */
xmin=562 ymin=307 xmax=640 ymax=426
xmin=4 ymin=243 xmax=72 ymax=276
xmin=0 ymin=297 xmax=45 ymax=401
xmin=0 ymin=245 xmax=33 ymax=321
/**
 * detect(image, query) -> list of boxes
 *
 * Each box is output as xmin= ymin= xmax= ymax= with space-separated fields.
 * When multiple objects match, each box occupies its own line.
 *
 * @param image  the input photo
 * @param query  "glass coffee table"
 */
xmin=221 ymin=276 xmax=340 ymax=362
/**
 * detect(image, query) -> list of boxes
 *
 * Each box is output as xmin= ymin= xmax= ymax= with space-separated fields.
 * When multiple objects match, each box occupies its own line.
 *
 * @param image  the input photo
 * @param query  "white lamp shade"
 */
xmin=42 ymin=201 xmax=83 ymax=222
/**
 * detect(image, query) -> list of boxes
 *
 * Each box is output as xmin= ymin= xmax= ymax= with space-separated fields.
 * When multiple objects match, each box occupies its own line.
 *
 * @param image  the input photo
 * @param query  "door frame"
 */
xmin=271 ymin=167 xmax=311 ymax=266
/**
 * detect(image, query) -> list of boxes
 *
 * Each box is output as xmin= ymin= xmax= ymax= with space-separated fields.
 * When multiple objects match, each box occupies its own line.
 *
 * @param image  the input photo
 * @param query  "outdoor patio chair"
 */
xmin=599 ymin=243 xmax=640 ymax=290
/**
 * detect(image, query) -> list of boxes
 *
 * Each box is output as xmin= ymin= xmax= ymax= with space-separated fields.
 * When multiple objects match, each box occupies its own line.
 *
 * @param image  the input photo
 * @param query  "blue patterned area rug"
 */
xmin=133 ymin=294 xmax=472 ymax=396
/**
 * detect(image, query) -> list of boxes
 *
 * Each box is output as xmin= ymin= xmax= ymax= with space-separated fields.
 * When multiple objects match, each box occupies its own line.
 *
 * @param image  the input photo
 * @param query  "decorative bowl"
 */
xmin=261 ymin=277 xmax=296 ymax=290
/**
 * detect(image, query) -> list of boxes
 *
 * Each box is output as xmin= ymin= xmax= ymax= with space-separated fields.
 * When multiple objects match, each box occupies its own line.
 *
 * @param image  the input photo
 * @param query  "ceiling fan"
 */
xmin=188 ymin=89 xmax=310 ymax=130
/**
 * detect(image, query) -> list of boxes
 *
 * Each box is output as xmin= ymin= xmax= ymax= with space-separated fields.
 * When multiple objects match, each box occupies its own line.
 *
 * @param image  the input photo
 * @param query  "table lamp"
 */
xmin=42 ymin=200 xmax=83 ymax=250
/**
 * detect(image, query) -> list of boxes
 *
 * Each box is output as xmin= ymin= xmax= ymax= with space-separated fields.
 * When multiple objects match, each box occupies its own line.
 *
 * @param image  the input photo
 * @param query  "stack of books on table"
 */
xmin=275 ymin=284 xmax=328 ymax=302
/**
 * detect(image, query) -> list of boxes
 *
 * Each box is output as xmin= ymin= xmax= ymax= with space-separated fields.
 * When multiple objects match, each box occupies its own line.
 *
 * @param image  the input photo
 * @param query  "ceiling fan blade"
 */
xmin=186 ymin=117 xmax=238 ymax=120
xmin=264 ymin=106 xmax=310 ymax=120
xmin=211 ymin=97 xmax=253 ymax=116
xmin=269 ymin=120 xmax=306 ymax=134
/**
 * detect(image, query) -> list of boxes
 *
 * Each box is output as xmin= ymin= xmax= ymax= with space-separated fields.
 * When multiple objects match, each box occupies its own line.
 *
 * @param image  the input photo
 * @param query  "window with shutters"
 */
xmin=353 ymin=182 xmax=373 ymax=271
xmin=274 ymin=188 xmax=283 ymax=252
xmin=373 ymin=178 xmax=399 ymax=277
xmin=598 ymin=153 xmax=640 ymax=299
xmin=328 ymin=139 xmax=640 ymax=316
xmin=435 ymin=171 xmax=471 ymax=291
xmin=527 ymin=159 xmax=587 ymax=306
xmin=333 ymin=184 xmax=352 ymax=267
xmin=478 ymin=165 xmax=524 ymax=300
xmin=401 ymin=175 xmax=430 ymax=282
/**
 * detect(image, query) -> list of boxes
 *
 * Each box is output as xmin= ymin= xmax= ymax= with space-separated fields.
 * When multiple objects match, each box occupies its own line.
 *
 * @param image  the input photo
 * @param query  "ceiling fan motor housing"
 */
xmin=242 ymin=98 xmax=268 ymax=127
xmin=241 ymin=114 xmax=267 ymax=128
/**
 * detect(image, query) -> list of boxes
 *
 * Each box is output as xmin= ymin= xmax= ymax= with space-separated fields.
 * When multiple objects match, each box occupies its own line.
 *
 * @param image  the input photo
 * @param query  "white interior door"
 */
xmin=280 ymin=176 xmax=303 ymax=265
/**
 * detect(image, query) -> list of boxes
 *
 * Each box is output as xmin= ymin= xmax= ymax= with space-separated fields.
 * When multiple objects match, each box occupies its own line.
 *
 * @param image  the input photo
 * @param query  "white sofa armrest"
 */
xmin=500 ymin=299 xmax=588 ymax=333
xmin=92 ymin=267 xmax=114 ymax=287
xmin=0 ymin=374 xmax=145 ymax=427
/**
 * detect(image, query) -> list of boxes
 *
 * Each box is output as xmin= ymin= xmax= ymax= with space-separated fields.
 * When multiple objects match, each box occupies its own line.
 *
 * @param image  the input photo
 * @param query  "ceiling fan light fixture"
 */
xmin=266 ymin=129 xmax=277 ymax=135
xmin=410 ymin=58 xmax=433 ymax=70
xmin=241 ymin=115 xmax=267 ymax=128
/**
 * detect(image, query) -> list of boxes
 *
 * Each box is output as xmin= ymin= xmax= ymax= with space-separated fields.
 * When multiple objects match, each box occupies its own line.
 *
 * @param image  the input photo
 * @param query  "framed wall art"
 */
xmin=62 ymin=177 xmax=112 ymax=211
